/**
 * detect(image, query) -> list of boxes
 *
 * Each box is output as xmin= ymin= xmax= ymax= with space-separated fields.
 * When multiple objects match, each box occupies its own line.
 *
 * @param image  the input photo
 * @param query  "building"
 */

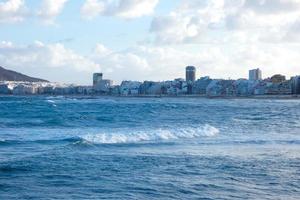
xmin=292 ymin=76 xmax=300 ymax=94
xmin=186 ymin=66 xmax=196 ymax=94
xmin=265 ymin=80 xmax=292 ymax=95
xmin=160 ymin=79 xmax=186 ymax=95
xmin=93 ymin=73 xmax=113 ymax=93
xmin=192 ymin=77 xmax=212 ymax=95
xmin=271 ymin=74 xmax=286 ymax=83
xmin=38 ymin=86 xmax=54 ymax=94
xmin=0 ymin=83 xmax=10 ymax=94
xmin=186 ymin=66 xmax=196 ymax=83
xmin=249 ymin=68 xmax=262 ymax=81
xmin=12 ymin=84 xmax=38 ymax=95
xmin=139 ymin=81 xmax=162 ymax=95
xmin=235 ymin=79 xmax=251 ymax=96
xmin=94 ymin=80 xmax=113 ymax=93
xmin=120 ymin=81 xmax=141 ymax=95
xmin=75 ymin=86 xmax=93 ymax=95
xmin=93 ymin=73 xmax=103 ymax=86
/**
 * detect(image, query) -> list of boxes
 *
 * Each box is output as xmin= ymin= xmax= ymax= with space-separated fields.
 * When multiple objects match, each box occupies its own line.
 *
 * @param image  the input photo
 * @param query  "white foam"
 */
xmin=46 ymin=99 xmax=57 ymax=107
xmin=81 ymin=124 xmax=219 ymax=144
xmin=46 ymin=100 xmax=55 ymax=103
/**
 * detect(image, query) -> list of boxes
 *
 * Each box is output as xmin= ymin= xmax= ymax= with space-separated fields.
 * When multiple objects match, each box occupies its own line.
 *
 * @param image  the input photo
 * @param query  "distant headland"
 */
xmin=0 ymin=66 xmax=48 ymax=83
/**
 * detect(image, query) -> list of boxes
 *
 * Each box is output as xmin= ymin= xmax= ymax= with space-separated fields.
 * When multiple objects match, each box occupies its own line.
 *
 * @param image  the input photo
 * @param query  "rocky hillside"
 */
xmin=0 ymin=66 xmax=48 ymax=82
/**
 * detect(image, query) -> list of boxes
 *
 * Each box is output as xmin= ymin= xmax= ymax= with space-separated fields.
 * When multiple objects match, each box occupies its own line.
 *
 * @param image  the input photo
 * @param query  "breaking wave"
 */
xmin=80 ymin=124 xmax=219 ymax=144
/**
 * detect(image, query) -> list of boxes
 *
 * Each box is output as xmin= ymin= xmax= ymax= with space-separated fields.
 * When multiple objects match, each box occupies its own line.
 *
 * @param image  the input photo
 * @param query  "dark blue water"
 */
xmin=0 ymin=96 xmax=299 ymax=199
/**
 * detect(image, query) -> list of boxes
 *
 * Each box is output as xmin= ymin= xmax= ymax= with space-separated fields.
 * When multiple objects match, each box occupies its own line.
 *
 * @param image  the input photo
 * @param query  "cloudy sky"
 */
xmin=0 ymin=0 xmax=299 ymax=84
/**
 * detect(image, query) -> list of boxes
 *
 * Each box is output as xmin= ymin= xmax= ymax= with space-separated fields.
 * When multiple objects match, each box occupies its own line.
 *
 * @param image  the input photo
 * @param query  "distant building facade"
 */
xmin=271 ymin=74 xmax=286 ymax=83
xmin=186 ymin=66 xmax=196 ymax=94
xmin=265 ymin=80 xmax=292 ymax=95
xmin=192 ymin=77 xmax=212 ymax=95
xmin=186 ymin=66 xmax=196 ymax=83
xmin=0 ymin=67 xmax=298 ymax=97
xmin=12 ymin=84 xmax=38 ymax=95
xmin=0 ymin=84 xmax=10 ymax=94
xmin=93 ymin=73 xmax=103 ymax=86
xmin=93 ymin=73 xmax=113 ymax=93
xmin=94 ymin=80 xmax=113 ymax=93
xmin=249 ymin=68 xmax=262 ymax=81
xmin=120 ymin=81 xmax=141 ymax=95
xmin=292 ymin=76 xmax=300 ymax=94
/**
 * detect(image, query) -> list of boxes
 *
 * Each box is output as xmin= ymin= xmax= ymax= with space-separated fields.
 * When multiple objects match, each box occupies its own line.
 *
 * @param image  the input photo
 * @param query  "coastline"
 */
xmin=1 ymin=94 xmax=300 ymax=100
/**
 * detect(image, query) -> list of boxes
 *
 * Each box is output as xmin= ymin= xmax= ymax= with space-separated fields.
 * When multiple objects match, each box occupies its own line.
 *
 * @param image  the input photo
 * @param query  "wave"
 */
xmin=80 ymin=124 xmax=219 ymax=144
xmin=46 ymin=100 xmax=55 ymax=103
xmin=0 ymin=137 xmax=80 ymax=146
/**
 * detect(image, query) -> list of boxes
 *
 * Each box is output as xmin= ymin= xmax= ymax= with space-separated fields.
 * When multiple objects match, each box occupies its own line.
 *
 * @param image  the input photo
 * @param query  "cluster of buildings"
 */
xmin=1 ymin=67 xmax=300 ymax=97
xmin=0 ymin=82 xmax=93 ymax=95
xmin=91 ymin=67 xmax=300 ymax=97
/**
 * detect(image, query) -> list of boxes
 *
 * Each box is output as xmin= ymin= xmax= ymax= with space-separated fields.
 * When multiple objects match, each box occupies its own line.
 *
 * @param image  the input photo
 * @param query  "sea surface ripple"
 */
xmin=0 ymin=96 xmax=299 ymax=199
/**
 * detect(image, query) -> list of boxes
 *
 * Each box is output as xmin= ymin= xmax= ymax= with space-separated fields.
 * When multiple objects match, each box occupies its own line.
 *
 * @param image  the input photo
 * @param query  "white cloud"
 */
xmin=0 ymin=41 xmax=14 ymax=48
xmin=81 ymin=0 xmax=159 ymax=19
xmin=231 ymin=44 xmax=300 ymax=78
xmin=90 ymin=43 xmax=300 ymax=83
xmin=150 ymin=0 xmax=300 ymax=44
xmin=37 ymin=0 xmax=68 ymax=24
xmin=1 ymin=41 xmax=299 ymax=84
xmin=1 ymin=1 xmax=299 ymax=84
xmin=80 ymin=0 xmax=105 ymax=20
xmin=93 ymin=43 xmax=113 ymax=56
xmin=0 ymin=41 xmax=100 ymax=84
xmin=0 ymin=0 xmax=27 ymax=23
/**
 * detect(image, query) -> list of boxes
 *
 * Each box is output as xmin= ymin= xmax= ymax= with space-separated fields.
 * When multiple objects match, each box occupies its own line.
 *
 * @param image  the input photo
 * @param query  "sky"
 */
xmin=0 ymin=0 xmax=299 ymax=85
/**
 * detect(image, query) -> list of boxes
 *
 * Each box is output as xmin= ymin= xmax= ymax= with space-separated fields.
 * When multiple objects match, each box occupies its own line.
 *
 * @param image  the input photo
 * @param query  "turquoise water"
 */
xmin=0 ymin=96 xmax=299 ymax=199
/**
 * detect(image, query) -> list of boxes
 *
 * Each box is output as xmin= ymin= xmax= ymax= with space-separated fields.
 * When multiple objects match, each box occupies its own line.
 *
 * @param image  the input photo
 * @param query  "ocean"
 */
xmin=0 ymin=96 xmax=299 ymax=199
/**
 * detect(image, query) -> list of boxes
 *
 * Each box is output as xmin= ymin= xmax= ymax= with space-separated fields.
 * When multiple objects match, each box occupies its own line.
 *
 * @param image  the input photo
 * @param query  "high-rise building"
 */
xmin=93 ymin=73 xmax=113 ymax=93
xmin=292 ymin=76 xmax=300 ymax=94
xmin=94 ymin=80 xmax=113 ymax=92
xmin=249 ymin=68 xmax=262 ymax=81
xmin=186 ymin=66 xmax=196 ymax=83
xmin=93 ymin=73 xmax=103 ymax=86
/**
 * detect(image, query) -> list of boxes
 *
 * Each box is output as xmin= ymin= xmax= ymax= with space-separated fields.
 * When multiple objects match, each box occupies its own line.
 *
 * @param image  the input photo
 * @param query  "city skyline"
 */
xmin=1 ymin=0 xmax=300 ymax=84
xmin=1 ymin=66 xmax=299 ymax=96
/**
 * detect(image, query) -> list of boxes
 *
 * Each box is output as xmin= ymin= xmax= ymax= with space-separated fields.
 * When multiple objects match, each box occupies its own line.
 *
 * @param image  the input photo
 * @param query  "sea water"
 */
xmin=0 ymin=96 xmax=299 ymax=199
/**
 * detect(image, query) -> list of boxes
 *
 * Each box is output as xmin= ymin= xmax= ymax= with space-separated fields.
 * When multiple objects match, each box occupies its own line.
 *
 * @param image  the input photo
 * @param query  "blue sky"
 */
xmin=0 ymin=0 xmax=300 ymax=84
xmin=1 ymin=0 xmax=176 ymax=50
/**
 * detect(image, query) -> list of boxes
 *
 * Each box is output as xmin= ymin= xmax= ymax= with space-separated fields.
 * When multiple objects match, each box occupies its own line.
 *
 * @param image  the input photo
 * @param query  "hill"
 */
xmin=0 ymin=66 xmax=48 ymax=82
